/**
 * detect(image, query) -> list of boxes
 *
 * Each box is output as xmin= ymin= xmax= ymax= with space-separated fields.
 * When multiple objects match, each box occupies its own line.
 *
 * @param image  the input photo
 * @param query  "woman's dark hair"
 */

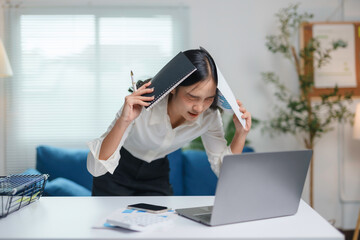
xmin=180 ymin=48 xmax=219 ymax=110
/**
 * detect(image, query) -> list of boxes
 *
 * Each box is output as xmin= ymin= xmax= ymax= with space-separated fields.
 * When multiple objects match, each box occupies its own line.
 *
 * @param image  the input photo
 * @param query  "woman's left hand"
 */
xmin=229 ymin=100 xmax=252 ymax=154
xmin=233 ymin=100 xmax=251 ymax=134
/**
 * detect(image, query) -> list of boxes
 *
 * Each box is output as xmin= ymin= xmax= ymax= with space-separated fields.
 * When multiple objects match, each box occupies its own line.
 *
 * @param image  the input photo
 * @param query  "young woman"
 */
xmin=87 ymin=48 xmax=252 ymax=196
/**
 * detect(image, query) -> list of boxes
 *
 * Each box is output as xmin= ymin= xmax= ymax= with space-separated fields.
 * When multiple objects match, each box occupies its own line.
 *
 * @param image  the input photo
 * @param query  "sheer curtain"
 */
xmin=4 ymin=6 xmax=189 ymax=174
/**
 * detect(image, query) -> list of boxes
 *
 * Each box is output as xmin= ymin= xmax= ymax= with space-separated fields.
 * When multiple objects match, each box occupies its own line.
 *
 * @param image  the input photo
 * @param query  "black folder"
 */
xmin=142 ymin=52 xmax=197 ymax=110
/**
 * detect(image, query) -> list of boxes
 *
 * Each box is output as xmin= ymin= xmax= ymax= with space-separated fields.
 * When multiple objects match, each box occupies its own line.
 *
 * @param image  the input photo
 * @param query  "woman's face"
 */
xmin=169 ymin=77 xmax=217 ymax=122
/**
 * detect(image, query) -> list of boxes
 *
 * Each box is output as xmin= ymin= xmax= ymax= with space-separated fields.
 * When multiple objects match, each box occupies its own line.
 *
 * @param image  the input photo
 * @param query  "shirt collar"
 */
xmin=148 ymin=95 xmax=203 ymax=127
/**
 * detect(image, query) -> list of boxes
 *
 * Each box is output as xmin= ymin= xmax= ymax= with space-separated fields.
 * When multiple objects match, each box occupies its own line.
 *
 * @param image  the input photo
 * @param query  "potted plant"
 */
xmin=262 ymin=3 xmax=354 ymax=207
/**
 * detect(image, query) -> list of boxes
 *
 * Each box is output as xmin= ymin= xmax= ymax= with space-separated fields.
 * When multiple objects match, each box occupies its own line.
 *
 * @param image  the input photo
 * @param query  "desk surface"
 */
xmin=0 ymin=196 xmax=343 ymax=240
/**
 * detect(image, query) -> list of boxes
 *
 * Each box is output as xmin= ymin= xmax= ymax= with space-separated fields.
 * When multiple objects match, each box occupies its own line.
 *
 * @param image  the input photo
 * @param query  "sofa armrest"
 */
xmin=22 ymin=168 xmax=91 ymax=196
xmin=36 ymin=145 xmax=92 ymax=191
xmin=45 ymin=177 xmax=91 ymax=196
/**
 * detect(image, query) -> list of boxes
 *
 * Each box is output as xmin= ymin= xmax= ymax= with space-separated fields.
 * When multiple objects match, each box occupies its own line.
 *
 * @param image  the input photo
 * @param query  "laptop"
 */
xmin=175 ymin=150 xmax=312 ymax=226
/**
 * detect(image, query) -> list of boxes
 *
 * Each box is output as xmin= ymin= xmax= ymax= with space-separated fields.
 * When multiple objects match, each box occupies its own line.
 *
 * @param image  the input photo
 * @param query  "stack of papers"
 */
xmin=94 ymin=208 xmax=175 ymax=232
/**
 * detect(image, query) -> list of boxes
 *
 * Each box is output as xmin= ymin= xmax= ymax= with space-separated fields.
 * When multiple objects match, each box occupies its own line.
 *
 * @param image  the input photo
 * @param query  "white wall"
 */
xmin=0 ymin=1 xmax=6 ymax=176
xmin=1 ymin=0 xmax=359 ymax=230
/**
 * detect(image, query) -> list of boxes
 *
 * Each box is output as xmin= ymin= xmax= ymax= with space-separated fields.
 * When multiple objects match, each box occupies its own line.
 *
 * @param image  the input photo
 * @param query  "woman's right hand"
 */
xmin=119 ymin=81 xmax=154 ymax=125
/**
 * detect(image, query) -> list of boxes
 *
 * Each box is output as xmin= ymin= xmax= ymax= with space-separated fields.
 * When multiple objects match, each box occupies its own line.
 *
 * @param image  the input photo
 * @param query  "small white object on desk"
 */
xmin=105 ymin=208 xmax=173 ymax=231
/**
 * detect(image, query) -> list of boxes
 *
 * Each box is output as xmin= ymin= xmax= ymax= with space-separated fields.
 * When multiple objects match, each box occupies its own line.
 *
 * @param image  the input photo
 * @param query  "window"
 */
xmin=4 ymin=6 xmax=188 ymax=174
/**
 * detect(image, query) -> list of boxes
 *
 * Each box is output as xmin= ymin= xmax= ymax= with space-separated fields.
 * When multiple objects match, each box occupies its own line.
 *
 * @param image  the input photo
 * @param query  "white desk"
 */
xmin=0 ymin=196 xmax=343 ymax=240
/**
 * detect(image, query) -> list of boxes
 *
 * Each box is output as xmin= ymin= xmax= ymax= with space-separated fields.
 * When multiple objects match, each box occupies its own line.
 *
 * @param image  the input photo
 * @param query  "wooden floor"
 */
xmin=339 ymin=229 xmax=359 ymax=240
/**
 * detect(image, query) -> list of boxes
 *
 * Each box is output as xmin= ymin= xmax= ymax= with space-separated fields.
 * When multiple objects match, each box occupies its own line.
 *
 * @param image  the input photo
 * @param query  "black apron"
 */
xmin=92 ymin=147 xmax=173 ymax=196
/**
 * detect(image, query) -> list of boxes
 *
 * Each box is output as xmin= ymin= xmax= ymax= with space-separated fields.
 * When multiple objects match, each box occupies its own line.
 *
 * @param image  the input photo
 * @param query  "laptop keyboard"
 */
xmin=195 ymin=213 xmax=212 ymax=222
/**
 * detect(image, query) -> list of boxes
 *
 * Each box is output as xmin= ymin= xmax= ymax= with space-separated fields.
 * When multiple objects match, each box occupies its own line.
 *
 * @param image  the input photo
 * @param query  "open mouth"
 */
xmin=188 ymin=112 xmax=199 ymax=118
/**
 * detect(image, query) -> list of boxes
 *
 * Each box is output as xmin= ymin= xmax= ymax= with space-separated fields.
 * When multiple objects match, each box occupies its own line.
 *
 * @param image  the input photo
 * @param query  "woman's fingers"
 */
xmin=131 ymin=98 xmax=151 ymax=107
xmin=127 ymin=94 xmax=151 ymax=103
xmin=241 ymin=111 xmax=250 ymax=119
xmin=236 ymin=100 xmax=246 ymax=113
xmin=138 ymin=96 xmax=155 ymax=102
xmin=121 ymin=81 xmax=154 ymax=122
xmin=242 ymin=112 xmax=251 ymax=131
xmin=235 ymin=99 xmax=251 ymax=131
xmin=133 ymin=85 xmax=154 ymax=96
xmin=136 ymin=81 xmax=152 ymax=91
xmin=126 ymin=94 xmax=154 ymax=106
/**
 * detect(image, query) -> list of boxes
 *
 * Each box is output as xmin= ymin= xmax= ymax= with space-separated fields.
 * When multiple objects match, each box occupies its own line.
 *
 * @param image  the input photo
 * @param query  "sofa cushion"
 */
xmin=242 ymin=146 xmax=255 ymax=153
xmin=182 ymin=150 xmax=218 ymax=196
xmin=167 ymin=149 xmax=184 ymax=196
xmin=45 ymin=177 xmax=91 ymax=196
xmin=21 ymin=168 xmax=42 ymax=175
xmin=36 ymin=145 xmax=92 ymax=191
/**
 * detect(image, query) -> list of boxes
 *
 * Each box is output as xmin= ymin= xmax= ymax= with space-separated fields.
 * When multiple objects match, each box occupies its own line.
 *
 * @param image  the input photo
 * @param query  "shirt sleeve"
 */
xmin=86 ymin=107 xmax=134 ymax=177
xmin=201 ymin=110 xmax=233 ymax=177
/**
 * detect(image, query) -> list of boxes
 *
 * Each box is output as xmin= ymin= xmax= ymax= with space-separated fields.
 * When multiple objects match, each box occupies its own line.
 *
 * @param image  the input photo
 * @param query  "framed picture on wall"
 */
xmin=301 ymin=22 xmax=360 ymax=97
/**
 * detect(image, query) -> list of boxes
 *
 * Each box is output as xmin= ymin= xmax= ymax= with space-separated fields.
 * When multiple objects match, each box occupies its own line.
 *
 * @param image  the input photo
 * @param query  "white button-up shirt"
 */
xmin=87 ymin=95 xmax=232 ymax=177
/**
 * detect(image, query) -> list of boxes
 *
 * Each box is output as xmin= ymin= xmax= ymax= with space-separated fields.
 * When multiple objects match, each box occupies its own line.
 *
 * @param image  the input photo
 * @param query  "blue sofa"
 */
xmin=24 ymin=145 xmax=254 ymax=196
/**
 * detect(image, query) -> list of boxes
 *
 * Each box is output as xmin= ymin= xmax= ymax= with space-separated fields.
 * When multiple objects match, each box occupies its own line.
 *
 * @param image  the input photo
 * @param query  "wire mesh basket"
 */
xmin=0 ymin=174 xmax=48 ymax=218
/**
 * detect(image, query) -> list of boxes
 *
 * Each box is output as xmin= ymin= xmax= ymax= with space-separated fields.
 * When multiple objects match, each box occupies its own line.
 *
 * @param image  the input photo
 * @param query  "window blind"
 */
xmin=4 ymin=6 xmax=188 ymax=174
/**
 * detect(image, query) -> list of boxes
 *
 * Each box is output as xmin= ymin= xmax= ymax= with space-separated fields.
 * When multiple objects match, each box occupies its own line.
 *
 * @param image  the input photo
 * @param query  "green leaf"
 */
xmin=261 ymin=3 xmax=355 ymax=148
